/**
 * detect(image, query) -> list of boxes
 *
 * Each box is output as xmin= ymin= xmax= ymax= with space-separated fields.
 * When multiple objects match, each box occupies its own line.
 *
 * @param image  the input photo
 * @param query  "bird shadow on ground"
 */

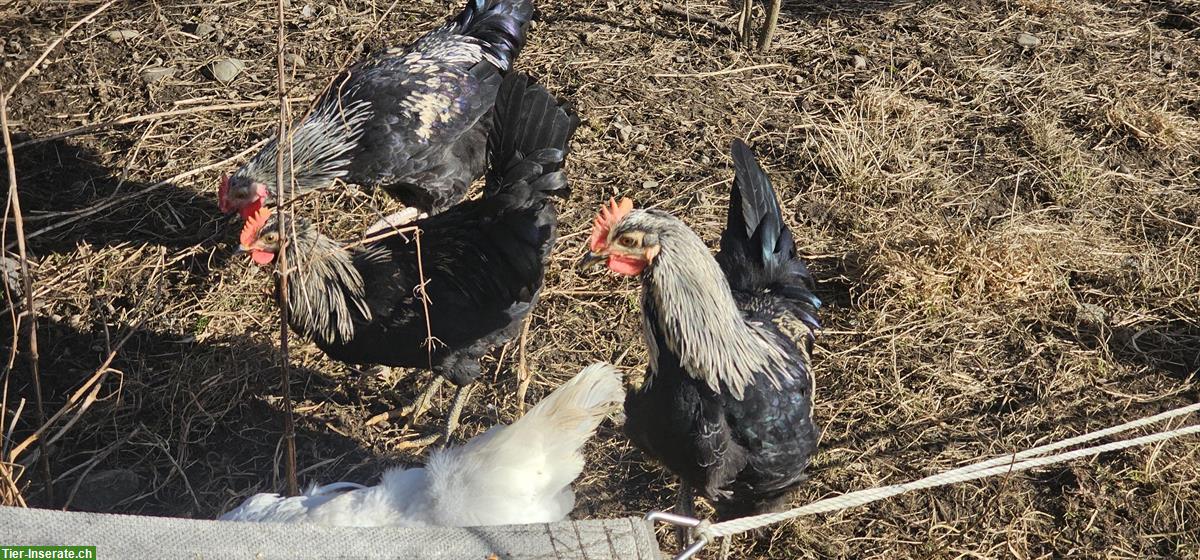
xmin=1 ymin=316 xmax=390 ymax=518
xmin=5 ymin=135 xmax=236 ymax=272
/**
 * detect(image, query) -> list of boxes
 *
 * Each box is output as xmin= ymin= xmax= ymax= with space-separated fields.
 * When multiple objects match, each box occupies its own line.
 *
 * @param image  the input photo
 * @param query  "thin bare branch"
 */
xmin=275 ymin=0 xmax=299 ymax=499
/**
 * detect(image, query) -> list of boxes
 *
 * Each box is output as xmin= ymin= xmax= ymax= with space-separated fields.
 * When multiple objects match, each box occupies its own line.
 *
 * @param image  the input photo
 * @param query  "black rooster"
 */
xmin=220 ymin=0 xmax=535 ymax=219
xmin=239 ymin=73 xmax=578 ymax=444
xmin=580 ymin=139 xmax=822 ymax=521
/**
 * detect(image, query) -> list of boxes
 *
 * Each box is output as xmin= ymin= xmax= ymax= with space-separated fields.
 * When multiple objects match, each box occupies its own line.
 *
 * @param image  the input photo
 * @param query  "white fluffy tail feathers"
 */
xmin=220 ymin=363 xmax=624 ymax=527
xmin=519 ymin=362 xmax=624 ymax=436
xmin=444 ymin=361 xmax=624 ymax=472
xmin=422 ymin=362 xmax=624 ymax=525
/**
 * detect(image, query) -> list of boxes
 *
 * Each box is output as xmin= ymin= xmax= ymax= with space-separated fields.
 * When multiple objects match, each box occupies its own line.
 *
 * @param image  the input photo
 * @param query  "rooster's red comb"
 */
xmin=240 ymin=206 xmax=273 ymax=248
xmin=588 ymin=197 xmax=634 ymax=252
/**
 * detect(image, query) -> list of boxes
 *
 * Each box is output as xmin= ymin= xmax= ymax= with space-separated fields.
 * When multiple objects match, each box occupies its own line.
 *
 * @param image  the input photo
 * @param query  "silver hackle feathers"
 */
xmin=269 ymin=217 xmax=381 ymax=346
xmin=621 ymin=210 xmax=793 ymax=400
xmin=234 ymin=99 xmax=373 ymax=190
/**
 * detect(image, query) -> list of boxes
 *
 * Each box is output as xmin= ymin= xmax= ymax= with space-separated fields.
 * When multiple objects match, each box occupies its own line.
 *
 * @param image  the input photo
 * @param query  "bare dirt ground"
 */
xmin=2 ymin=0 xmax=1199 ymax=558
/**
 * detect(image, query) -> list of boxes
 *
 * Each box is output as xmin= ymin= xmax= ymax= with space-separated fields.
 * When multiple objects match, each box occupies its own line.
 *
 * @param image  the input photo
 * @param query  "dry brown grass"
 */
xmin=2 ymin=0 xmax=1199 ymax=558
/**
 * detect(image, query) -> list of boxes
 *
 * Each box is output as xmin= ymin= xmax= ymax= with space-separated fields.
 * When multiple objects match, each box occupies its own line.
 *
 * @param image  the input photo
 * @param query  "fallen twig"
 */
xmin=658 ymin=4 xmax=736 ymax=34
xmin=652 ymin=63 xmax=785 ymax=79
xmin=11 ymin=99 xmax=298 ymax=151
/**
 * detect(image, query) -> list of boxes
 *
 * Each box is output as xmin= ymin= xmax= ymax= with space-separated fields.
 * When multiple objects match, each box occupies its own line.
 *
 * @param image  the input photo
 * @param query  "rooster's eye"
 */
xmin=263 ymin=232 xmax=279 ymax=244
xmin=616 ymin=234 xmax=638 ymax=248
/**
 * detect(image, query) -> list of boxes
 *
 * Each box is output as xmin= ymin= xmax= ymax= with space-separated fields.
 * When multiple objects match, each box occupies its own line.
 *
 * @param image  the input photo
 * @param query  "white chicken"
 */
xmin=219 ymin=363 xmax=623 ymax=527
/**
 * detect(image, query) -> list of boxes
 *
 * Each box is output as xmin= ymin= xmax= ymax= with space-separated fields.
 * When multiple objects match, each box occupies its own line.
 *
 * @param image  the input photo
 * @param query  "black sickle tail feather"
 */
xmin=483 ymin=72 xmax=580 ymax=204
xmin=451 ymin=0 xmax=534 ymax=72
xmin=718 ymin=138 xmax=821 ymax=311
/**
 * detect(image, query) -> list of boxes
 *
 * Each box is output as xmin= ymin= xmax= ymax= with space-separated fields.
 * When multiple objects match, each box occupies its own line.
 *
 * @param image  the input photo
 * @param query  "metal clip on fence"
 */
xmin=645 ymin=511 xmax=710 ymax=560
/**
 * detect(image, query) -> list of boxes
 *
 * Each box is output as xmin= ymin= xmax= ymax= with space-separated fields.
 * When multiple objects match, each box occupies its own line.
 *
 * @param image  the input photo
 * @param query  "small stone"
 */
xmin=1016 ymin=32 xmax=1040 ymax=48
xmin=285 ymin=52 xmax=306 ymax=67
xmin=0 ymin=256 xmax=21 ymax=301
xmin=1076 ymin=303 xmax=1108 ymax=326
xmin=674 ymin=55 xmax=686 ymax=63
xmin=207 ymin=58 xmax=245 ymax=83
xmin=106 ymin=29 xmax=139 ymax=43
xmin=635 ymin=143 xmax=648 ymax=153
xmin=642 ymin=180 xmax=659 ymax=190
xmin=614 ymin=125 xmax=630 ymax=143
xmin=300 ymin=4 xmax=315 ymax=18
xmin=192 ymin=22 xmax=216 ymax=38
xmin=852 ymin=55 xmax=868 ymax=69
xmin=140 ymin=66 xmax=175 ymax=84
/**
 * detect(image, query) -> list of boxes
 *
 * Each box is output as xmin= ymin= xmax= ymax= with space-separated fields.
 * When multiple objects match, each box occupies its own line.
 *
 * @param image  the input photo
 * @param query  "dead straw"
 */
xmin=0 ymin=0 xmax=118 ymax=507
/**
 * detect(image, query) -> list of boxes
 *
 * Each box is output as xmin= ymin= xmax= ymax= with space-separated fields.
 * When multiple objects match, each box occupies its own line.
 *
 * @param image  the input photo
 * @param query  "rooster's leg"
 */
xmin=441 ymin=383 xmax=475 ymax=442
xmin=674 ymin=482 xmax=697 ymax=544
xmin=365 ymin=376 xmax=444 ymax=427
xmin=392 ymin=383 xmax=473 ymax=450
xmin=403 ymin=376 xmax=445 ymax=423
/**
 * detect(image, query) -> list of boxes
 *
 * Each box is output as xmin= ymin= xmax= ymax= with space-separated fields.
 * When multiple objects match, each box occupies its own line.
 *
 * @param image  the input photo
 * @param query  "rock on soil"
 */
xmin=207 ymin=58 xmax=245 ymax=83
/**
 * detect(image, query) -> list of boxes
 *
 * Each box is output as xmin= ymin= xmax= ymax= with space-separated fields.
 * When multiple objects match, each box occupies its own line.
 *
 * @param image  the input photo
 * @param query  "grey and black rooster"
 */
xmin=220 ymin=0 xmax=534 ymax=220
xmin=580 ymin=139 xmax=822 ymax=523
xmin=239 ymin=73 xmax=578 ymax=445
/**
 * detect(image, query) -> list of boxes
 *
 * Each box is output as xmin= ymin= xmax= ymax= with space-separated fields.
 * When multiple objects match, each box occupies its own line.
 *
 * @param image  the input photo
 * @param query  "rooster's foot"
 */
xmin=393 ymin=430 xmax=443 ymax=451
xmin=675 ymin=483 xmax=698 ymax=544
xmin=365 ymin=377 xmax=445 ymax=427
xmin=388 ymin=382 xmax=473 ymax=449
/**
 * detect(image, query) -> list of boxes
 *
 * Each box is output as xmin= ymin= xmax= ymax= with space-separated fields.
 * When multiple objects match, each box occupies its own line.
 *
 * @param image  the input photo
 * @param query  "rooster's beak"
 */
xmin=578 ymin=251 xmax=605 ymax=271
